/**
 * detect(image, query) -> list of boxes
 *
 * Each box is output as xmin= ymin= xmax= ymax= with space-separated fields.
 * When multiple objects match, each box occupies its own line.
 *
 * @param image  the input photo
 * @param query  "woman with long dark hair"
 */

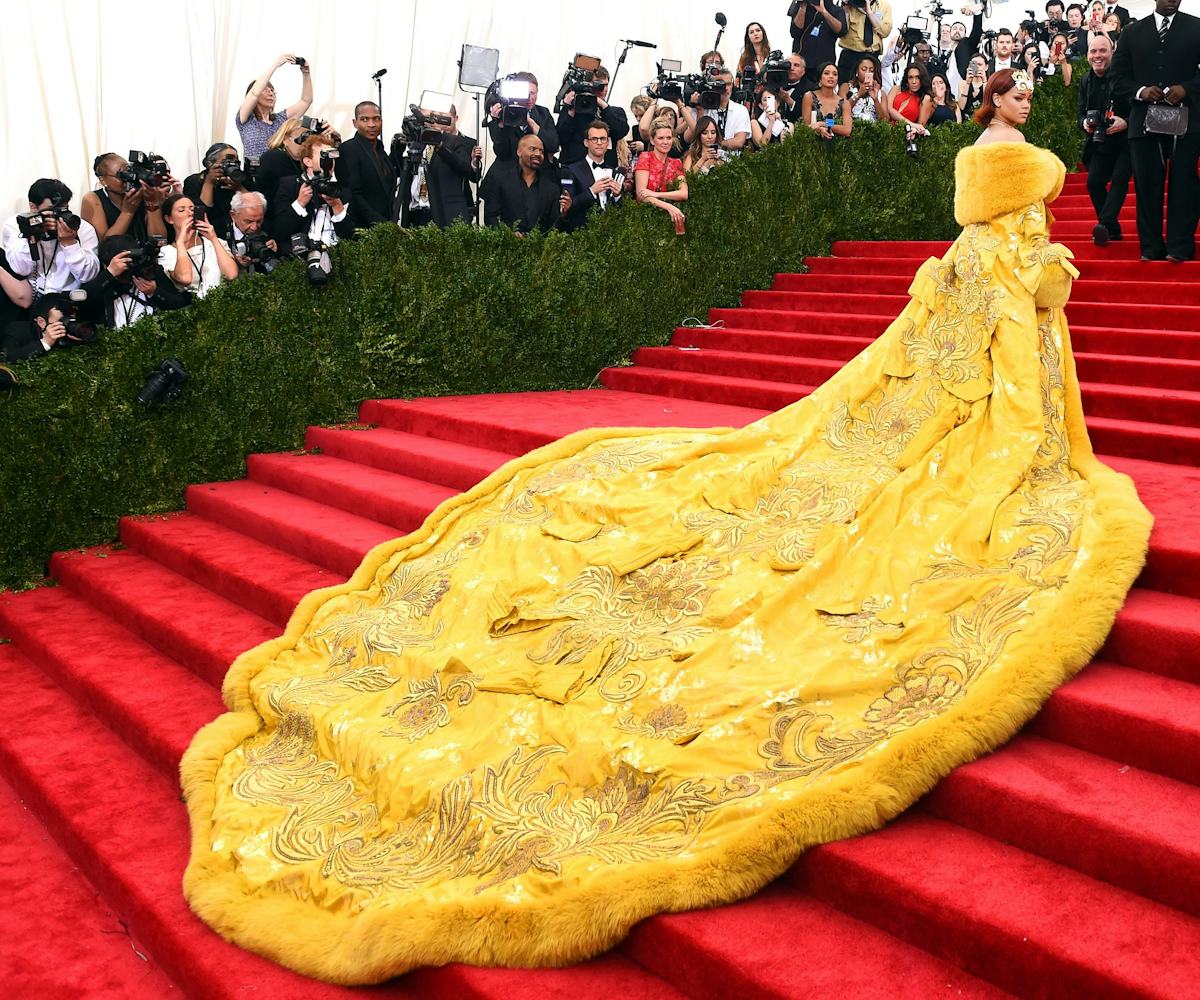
xmin=840 ymin=55 xmax=887 ymax=122
xmin=738 ymin=22 xmax=772 ymax=74
xmin=887 ymin=62 xmax=933 ymax=126
xmin=928 ymin=72 xmax=963 ymax=125
xmin=683 ymin=116 xmax=727 ymax=174
xmin=801 ymin=62 xmax=853 ymax=140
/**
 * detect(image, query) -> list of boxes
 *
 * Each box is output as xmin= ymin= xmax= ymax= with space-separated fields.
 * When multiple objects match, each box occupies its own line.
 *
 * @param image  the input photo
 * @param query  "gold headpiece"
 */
xmin=1010 ymin=70 xmax=1035 ymax=93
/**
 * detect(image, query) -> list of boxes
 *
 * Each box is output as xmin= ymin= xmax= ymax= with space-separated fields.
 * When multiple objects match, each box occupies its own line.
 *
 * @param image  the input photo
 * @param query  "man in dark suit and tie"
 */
xmin=561 ymin=120 xmax=627 ymax=233
xmin=336 ymin=102 xmax=398 ymax=228
xmin=1112 ymin=0 xmax=1200 ymax=261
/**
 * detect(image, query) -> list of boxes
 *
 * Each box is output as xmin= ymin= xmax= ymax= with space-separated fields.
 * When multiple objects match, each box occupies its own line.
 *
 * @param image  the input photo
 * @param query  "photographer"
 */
xmin=687 ymin=70 xmax=753 ymax=151
xmin=837 ymin=1 xmax=893 ymax=85
xmin=272 ymin=134 xmax=358 ymax=250
xmin=480 ymin=134 xmax=570 ymax=235
xmin=790 ymin=1 xmax=849 ymax=86
xmin=561 ymin=120 xmax=627 ymax=232
xmin=81 ymin=154 xmax=171 ymax=242
xmin=488 ymin=72 xmax=559 ymax=163
xmin=1020 ymin=41 xmax=1047 ymax=83
xmin=183 ymin=144 xmax=250 ymax=243
xmin=338 ymin=102 xmax=398 ymax=227
xmin=1079 ymin=32 xmax=1131 ymax=245
xmin=1046 ymin=32 xmax=1075 ymax=85
xmin=1 ymin=293 xmax=70 ymax=362
xmin=988 ymin=29 xmax=1018 ymax=73
xmin=2 ymin=179 xmax=100 ymax=297
xmin=159 ymin=194 xmax=239 ymax=298
xmin=236 ymin=53 xmax=315 ymax=160
xmin=958 ymin=54 xmax=990 ymax=116
xmin=775 ymin=54 xmax=815 ymax=122
xmin=556 ymin=65 xmax=630 ymax=167
xmin=753 ymin=88 xmax=796 ymax=144
xmin=682 ymin=116 xmax=730 ymax=174
xmin=946 ymin=7 xmax=985 ymax=91
xmin=228 ymin=191 xmax=281 ymax=273
xmin=424 ymin=105 xmax=483 ymax=228
xmin=79 ymin=235 xmax=191 ymax=328
xmin=256 ymin=117 xmax=309 ymax=207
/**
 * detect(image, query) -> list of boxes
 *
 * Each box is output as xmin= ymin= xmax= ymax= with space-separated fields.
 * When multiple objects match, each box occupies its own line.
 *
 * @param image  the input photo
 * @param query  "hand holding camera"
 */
xmin=56 ymin=215 xmax=80 ymax=245
xmin=194 ymin=217 xmax=219 ymax=243
xmin=40 ymin=319 xmax=67 ymax=350
xmin=108 ymin=251 xmax=133 ymax=278
xmin=296 ymin=181 xmax=315 ymax=209
xmin=131 ymin=274 xmax=157 ymax=298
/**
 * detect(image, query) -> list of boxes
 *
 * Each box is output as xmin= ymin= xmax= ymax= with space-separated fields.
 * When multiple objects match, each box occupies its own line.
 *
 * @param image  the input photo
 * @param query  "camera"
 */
xmin=307 ymin=150 xmax=341 ymax=200
xmin=54 ymin=289 xmax=98 ymax=347
xmin=487 ymin=75 xmax=534 ymax=127
xmin=906 ymin=126 xmax=922 ymax=157
xmin=902 ymin=14 xmax=929 ymax=46
xmin=117 ymin=150 xmax=171 ymax=191
xmin=1085 ymin=108 xmax=1111 ymax=144
xmin=651 ymin=59 xmax=688 ymax=102
xmin=137 ymin=357 xmax=188 ymax=405
xmin=294 ymin=56 xmax=306 ymax=67
xmin=688 ymin=69 xmax=725 ymax=111
xmin=731 ymin=67 xmax=758 ymax=105
xmin=846 ymin=0 xmax=869 ymax=8
xmin=788 ymin=0 xmax=802 ymax=16
xmin=124 ymin=236 xmax=168 ymax=279
xmin=556 ymin=55 xmax=605 ymax=117
xmin=761 ymin=50 xmax=790 ymax=90
xmin=236 ymin=232 xmax=281 ymax=274
xmin=289 ymin=233 xmax=332 ymax=286
xmin=219 ymin=158 xmax=249 ymax=187
xmin=16 ymin=200 xmax=81 ymax=241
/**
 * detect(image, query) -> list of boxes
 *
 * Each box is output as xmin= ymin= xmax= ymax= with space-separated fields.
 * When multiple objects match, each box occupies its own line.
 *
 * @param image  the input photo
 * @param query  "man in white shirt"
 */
xmin=712 ymin=70 xmax=753 ymax=152
xmin=1 ymin=179 xmax=100 ymax=298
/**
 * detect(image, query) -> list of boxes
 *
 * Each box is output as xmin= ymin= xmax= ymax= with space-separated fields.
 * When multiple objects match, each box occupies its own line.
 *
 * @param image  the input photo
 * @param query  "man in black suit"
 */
xmin=561 ymin=120 xmax=627 ymax=233
xmin=2 ymin=293 xmax=68 ymax=361
xmin=1112 ymin=0 xmax=1200 ymax=261
xmin=556 ymin=66 xmax=629 ymax=167
xmin=398 ymin=105 xmax=483 ymax=228
xmin=480 ymin=134 xmax=569 ymax=234
xmin=488 ymin=72 xmax=560 ymax=163
xmin=336 ymin=102 xmax=398 ymax=228
xmin=270 ymin=135 xmax=358 ymax=251
xmin=1079 ymin=32 xmax=1133 ymax=244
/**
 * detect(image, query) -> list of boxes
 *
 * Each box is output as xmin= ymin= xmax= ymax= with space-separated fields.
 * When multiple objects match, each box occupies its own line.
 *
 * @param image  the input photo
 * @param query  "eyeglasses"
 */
xmin=585 ymin=136 xmax=608 ymax=142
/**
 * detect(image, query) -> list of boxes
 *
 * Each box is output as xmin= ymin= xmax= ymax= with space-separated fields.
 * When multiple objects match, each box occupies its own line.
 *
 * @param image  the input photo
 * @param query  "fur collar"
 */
xmin=954 ymin=142 xmax=1066 ymax=226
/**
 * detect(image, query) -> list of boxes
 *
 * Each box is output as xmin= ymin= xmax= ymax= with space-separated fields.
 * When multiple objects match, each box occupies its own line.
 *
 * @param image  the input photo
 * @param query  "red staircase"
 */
xmin=3 ymin=172 xmax=1200 ymax=999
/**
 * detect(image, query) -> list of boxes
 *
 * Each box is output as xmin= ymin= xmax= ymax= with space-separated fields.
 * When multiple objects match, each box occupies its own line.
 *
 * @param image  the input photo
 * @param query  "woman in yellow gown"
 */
xmin=181 ymin=70 xmax=1152 ymax=984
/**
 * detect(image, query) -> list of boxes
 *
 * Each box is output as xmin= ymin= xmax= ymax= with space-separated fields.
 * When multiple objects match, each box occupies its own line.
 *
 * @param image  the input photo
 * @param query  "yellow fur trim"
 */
xmin=955 ymin=142 xmax=1067 ymax=226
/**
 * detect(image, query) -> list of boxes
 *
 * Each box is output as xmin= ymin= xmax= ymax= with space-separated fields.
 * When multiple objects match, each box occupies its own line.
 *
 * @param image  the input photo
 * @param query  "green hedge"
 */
xmin=0 ymin=73 xmax=1081 ymax=589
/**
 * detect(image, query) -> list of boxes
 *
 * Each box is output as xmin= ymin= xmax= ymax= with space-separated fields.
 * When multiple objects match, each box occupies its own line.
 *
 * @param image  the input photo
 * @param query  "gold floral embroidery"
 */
xmin=382 ymin=673 xmax=479 ymax=741
xmin=819 ymin=597 xmax=905 ymax=644
xmin=615 ymin=703 xmax=699 ymax=742
xmin=265 ymin=663 xmax=399 ymax=718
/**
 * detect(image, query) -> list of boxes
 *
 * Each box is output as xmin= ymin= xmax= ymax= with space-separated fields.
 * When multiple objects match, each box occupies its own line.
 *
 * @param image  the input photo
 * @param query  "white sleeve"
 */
xmin=63 ymin=219 xmax=101 ymax=282
xmin=2 ymin=217 xmax=34 ymax=277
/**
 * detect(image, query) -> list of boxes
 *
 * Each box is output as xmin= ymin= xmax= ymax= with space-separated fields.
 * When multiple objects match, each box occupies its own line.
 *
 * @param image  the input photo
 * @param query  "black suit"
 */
xmin=270 ymin=175 xmax=359 ymax=248
xmin=479 ymin=161 xmax=563 ymax=234
xmin=560 ymin=157 xmax=625 ymax=232
xmin=488 ymin=106 xmax=560 ymax=162
xmin=953 ymin=13 xmax=985 ymax=81
xmin=79 ymin=267 xmax=191 ymax=328
xmin=337 ymin=134 xmax=398 ymax=227
xmin=556 ymin=105 xmax=630 ymax=166
xmin=397 ymin=133 xmax=482 ymax=228
xmin=1112 ymin=11 xmax=1200 ymax=258
xmin=254 ymin=147 xmax=303 ymax=208
xmin=1078 ymin=68 xmax=1133 ymax=238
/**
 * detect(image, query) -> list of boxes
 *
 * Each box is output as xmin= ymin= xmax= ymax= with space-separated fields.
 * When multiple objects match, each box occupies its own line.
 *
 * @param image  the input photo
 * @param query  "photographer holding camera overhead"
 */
xmin=2 ymin=179 xmax=100 ymax=298
xmin=81 ymin=153 xmax=173 ymax=242
xmin=338 ymin=102 xmax=399 ymax=227
xmin=789 ymin=0 xmax=849 ymax=87
xmin=271 ymin=133 xmax=357 ymax=251
xmin=837 ymin=1 xmax=892 ymax=85
xmin=488 ymin=72 xmax=560 ymax=163
xmin=556 ymin=64 xmax=629 ymax=168
xmin=78 ymin=234 xmax=191 ymax=329
xmin=236 ymin=53 xmax=315 ymax=160
xmin=183 ymin=144 xmax=251 ymax=243
xmin=1077 ymin=31 xmax=1131 ymax=246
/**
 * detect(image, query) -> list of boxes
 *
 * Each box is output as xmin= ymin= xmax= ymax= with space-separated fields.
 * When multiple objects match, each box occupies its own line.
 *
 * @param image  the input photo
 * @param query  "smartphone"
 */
xmin=1053 ymin=41 xmax=1065 ymax=59
xmin=764 ymin=94 xmax=777 ymax=114
xmin=192 ymin=203 xmax=207 ymax=224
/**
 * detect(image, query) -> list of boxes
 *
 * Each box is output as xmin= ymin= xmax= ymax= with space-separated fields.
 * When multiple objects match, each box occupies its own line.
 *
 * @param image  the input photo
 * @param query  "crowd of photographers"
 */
xmin=0 ymin=4 xmax=1158 ymax=367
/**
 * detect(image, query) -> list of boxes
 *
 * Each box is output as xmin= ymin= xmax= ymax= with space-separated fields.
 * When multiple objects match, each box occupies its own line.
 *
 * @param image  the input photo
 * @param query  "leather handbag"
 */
xmin=1145 ymin=103 xmax=1189 ymax=136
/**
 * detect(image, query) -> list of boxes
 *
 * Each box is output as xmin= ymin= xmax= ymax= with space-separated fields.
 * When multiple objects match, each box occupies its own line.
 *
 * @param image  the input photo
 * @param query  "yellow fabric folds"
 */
xmin=181 ymin=143 xmax=1152 ymax=985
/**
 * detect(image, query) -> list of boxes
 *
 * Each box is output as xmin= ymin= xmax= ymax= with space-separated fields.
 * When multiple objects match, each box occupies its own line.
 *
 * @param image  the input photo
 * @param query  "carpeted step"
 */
xmin=0 ymin=775 xmax=181 ymax=998
xmin=805 ymin=256 xmax=1200 ymax=282
xmin=791 ymin=813 xmax=1200 ymax=999
xmin=245 ymin=452 xmax=456 ymax=532
xmin=1103 ymin=588 xmax=1200 ymax=685
xmin=49 ymin=548 xmax=278 ymax=689
xmin=0 ymin=585 xmax=221 ymax=779
xmin=772 ymin=272 xmax=1200 ymax=307
xmin=1053 ymin=193 xmax=1136 ymax=209
xmin=1087 ymin=413 xmax=1200 ymax=467
xmin=185 ymin=480 xmax=397 ymax=578
xmin=305 ymin=425 xmax=515 ymax=492
xmin=921 ymin=734 xmax=1200 ymax=917
xmin=672 ymin=325 xmax=874 ymax=361
xmin=402 ymin=960 xmax=690 ymax=1000
xmin=632 ymin=345 xmax=842 ymax=387
xmin=362 ymin=390 xmax=768 ymax=453
xmin=0 ymin=647 xmax=409 ymax=1000
xmin=831 ymin=239 xmax=1174 ymax=261
xmin=1032 ymin=661 xmax=1200 ymax=788
xmin=1052 ymin=220 xmax=1140 ymax=236
xmin=120 ymin=512 xmax=338 ymax=628
xmin=621 ymin=885 xmax=1012 ymax=1000
xmin=1047 ymin=207 xmax=1135 ymax=222
xmin=599 ymin=365 xmax=811 ymax=411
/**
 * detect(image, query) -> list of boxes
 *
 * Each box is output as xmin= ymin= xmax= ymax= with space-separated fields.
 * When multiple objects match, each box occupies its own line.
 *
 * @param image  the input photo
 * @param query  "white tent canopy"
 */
xmin=0 ymin=0 xmax=1152 ymax=215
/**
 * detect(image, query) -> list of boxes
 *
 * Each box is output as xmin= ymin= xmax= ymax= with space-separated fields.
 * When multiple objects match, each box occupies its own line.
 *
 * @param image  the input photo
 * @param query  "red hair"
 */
xmin=974 ymin=69 xmax=1021 ymax=126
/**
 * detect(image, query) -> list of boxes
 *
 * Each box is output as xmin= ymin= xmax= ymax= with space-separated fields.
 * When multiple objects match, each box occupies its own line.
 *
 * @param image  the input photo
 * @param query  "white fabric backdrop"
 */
xmin=0 ymin=0 xmax=1153 ymax=215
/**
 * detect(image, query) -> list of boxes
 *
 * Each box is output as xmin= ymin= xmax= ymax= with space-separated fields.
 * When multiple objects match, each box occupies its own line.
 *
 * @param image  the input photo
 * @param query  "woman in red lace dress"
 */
xmin=635 ymin=123 xmax=689 ymax=233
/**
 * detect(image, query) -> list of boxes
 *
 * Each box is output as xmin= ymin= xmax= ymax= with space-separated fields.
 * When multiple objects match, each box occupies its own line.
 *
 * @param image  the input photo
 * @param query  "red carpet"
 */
xmin=3 ymin=173 xmax=1200 ymax=998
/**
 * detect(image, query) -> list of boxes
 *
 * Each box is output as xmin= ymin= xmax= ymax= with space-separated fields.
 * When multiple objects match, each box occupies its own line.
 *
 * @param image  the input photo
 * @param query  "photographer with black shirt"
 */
xmin=1079 ymin=32 xmax=1131 ymax=245
xmin=1 ymin=179 xmax=101 ymax=298
xmin=837 ymin=1 xmax=893 ymax=85
xmin=79 ymin=235 xmax=191 ymax=329
xmin=183 ymin=144 xmax=250 ymax=243
xmin=773 ymin=53 xmax=815 ymax=121
xmin=790 ymin=0 xmax=849 ymax=86
xmin=228 ymin=192 xmax=281 ymax=273
xmin=488 ymin=72 xmax=560 ymax=163
xmin=557 ymin=65 xmax=630 ymax=167
xmin=272 ymin=134 xmax=358 ymax=251
xmin=1 ymin=293 xmax=70 ymax=361
xmin=81 ymin=153 xmax=172 ymax=242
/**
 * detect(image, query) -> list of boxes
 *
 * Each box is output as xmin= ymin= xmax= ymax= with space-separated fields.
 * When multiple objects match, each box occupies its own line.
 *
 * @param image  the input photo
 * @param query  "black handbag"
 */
xmin=1145 ymin=103 xmax=1189 ymax=136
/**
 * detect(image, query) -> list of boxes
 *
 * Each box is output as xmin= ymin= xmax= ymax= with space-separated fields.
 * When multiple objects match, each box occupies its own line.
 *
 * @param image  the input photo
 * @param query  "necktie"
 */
xmin=863 ymin=6 xmax=874 ymax=48
xmin=1160 ymin=15 xmax=1171 ymax=46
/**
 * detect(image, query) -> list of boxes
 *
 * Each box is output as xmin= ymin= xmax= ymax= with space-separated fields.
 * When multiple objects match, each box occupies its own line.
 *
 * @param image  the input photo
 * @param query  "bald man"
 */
xmin=479 ymin=133 xmax=570 ymax=234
